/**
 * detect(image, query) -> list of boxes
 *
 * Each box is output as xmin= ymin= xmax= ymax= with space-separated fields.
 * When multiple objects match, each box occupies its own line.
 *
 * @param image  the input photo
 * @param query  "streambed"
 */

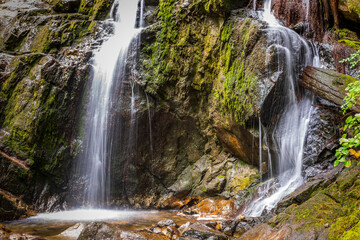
xmin=2 ymin=209 xmax=225 ymax=239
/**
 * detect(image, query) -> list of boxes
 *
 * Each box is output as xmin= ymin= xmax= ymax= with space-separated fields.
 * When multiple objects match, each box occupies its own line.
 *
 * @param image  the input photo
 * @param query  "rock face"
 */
xmin=127 ymin=0 xmax=359 ymax=211
xmin=0 ymin=0 xmax=114 ymax=215
xmin=0 ymin=3 xmax=359 ymax=240
xmin=272 ymin=0 xmax=326 ymax=41
xmin=108 ymin=0 xmax=271 ymax=209
xmin=0 ymin=0 xmax=267 ymax=217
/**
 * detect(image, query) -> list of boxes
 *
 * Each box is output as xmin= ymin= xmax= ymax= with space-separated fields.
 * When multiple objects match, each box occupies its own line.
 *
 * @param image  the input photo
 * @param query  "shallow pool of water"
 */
xmin=2 ymin=209 xmax=200 ymax=239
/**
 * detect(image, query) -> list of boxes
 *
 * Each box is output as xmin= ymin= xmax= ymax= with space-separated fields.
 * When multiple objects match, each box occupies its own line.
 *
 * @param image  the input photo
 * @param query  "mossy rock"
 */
xmin=78 ymin=0 xmax=114 ymax=20
xmin=140 ymin=0 xmax=265 ymax=125
xmin=339 ymin=0 xmax=360 ymax=24
xmin=53 ymin=0 xmax=82 ymax=13
xmin=340 ymin=221 xmax=360 ymax=240
xmin=334 ymin=28 xmax=360 ymax=50
xmin=254 ymin=166 xmax=360 ymax=239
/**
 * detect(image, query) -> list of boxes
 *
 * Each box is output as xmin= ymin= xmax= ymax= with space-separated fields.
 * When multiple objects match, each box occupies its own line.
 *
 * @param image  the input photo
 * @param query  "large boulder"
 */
xmin=339 ymin=0 xmax=360 ymax=24
xmin=179 ymin=222 xmax=228 ymax=240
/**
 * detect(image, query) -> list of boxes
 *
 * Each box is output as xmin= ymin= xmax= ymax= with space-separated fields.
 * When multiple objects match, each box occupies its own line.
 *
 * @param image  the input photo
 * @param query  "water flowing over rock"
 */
xmin=75 ymin=0 xmax=143 ymax=206
xmin=241 ymin=0 xmax=320 ymax=217
xmin=1 ymin=0 xmax=360 ymax=239
xmin=0 ymin=0 xmax=118 ymax=215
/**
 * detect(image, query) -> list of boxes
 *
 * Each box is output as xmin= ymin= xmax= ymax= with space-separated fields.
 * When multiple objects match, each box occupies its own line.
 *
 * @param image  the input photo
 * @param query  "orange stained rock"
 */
xmin=192 ymin=198 xmax=235 ymax=217
xmin=227 ymin=133 xmax=246 ymax=157
xmin=161 ymin=196 xmax=201 ymax=209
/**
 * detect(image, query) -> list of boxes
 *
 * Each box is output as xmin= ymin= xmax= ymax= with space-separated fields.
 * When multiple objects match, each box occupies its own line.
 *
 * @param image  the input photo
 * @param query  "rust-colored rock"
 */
xmin=186 ymin=198 xmax=235 ymax=218
xmin=333 ymin=43 xmax=354 ymax=74
xmin=216 ymin=126 xmax=260 ymax=167
xmin=272 ymin=0 xmax=325 ymax=41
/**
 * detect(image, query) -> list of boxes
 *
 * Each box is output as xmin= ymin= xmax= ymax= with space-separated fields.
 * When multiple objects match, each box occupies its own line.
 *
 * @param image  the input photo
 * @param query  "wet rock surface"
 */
xmin=0 ymin=0 xmax=360 ymax=239
xmin=180 ymin=222 xmax=227 ymax=240
xmin=0 ymin=188 xmax=34 ymax=221
xmin=0 ymin=223 xmax=37 ymax=239
xmin=273 ymin=0 xmax=325 ymax=41
xmin=0 ymin=0 xmax=115 ymax=216
xmin=276 ymin=166 xmax=343 ymax=212
xmin=302 ymin=96 xmax=341 ymax=181
xmin=237 ymin=165 xmax=360 ymax=240
xmin=78 ymin=221 xmax=180 ymax=240
xmin=78 ymin=222 xmax=119 ymax=240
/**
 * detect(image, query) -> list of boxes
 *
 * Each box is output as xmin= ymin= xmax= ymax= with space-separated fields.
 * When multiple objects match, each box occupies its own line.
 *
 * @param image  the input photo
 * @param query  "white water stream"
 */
xmin=30 ymin=209 xmax=153 ymax=222
xmin=80 ymin=0 xmax=142 ymax=206
xmin=243 ymin=0 xmax=320 ymax=217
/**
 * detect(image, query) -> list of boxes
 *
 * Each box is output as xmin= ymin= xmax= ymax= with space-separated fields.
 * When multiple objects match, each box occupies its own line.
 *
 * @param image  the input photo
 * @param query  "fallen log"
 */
xmin=300 ymin=66 xmax=360 ymax=112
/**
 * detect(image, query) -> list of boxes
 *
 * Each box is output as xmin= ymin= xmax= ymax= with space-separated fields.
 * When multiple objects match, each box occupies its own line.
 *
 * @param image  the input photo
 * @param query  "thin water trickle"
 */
xmin=264 ymin=129 xmax=273 ymax=179
xmin=303 ymin=0 xmax=310 ymax=23
xmin=79 ymin=0 xmax=142 ymax=206
xmin=243 ymin=0 xmax=319 ymax=216
xmin=259 ymin=117 xmax=263 ymax=181
xmin=145 ymin=93 xmax=154 ymax=159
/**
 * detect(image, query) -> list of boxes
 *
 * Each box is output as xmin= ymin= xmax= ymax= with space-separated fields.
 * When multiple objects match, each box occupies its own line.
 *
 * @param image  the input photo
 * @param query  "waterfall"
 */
xmin=79 ymin=0 xmax=143 ymax=206
xmin=243 ymin=0 xmax=319 ymax=217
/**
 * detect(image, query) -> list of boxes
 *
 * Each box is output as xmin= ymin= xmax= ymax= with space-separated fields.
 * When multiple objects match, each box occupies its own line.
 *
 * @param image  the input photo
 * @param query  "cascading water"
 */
xmin=243 ymin=0 xmax=320 ymax=217
xmin=79 ymin=0 xmax=142 ymax=206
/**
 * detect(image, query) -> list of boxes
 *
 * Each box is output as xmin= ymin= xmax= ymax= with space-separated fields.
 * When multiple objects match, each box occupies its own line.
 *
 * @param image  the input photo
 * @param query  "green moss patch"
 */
xmin=78 ymin=0 xmax=113 ymax=20
xmin=267 ymin=166 xmax=360 ymax=239
xmin=141 ymin=0 xmax=263 ymax=125
xmin=334 ymin=28 xmax=360 ymax=50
